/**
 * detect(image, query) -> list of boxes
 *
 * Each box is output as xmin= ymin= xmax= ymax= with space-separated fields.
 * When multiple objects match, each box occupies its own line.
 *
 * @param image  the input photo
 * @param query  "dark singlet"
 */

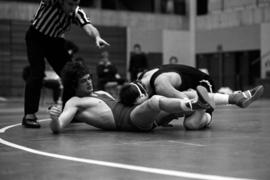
xmin=147 ymin=64 xmax=215 ymax=114
xmin=93 ymin=93 xmax=141 ymax=131
xmin=148 ymin=64 xmax=215 ymax=95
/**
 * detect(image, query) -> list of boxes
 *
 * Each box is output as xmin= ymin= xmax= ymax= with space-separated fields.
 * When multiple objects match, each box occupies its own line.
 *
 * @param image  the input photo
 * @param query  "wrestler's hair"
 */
xmin=61 ymin=61 xmax=90 ymax=106
xmin=119 ymin=84 xmax=140 ymax=107
xmin=119 ymin=81 xmax=147 ymax=107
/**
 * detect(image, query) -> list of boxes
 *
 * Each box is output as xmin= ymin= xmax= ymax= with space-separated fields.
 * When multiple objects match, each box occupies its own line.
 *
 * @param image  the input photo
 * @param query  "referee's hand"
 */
xmin=96 ymin=37 xmax=110 ymax=48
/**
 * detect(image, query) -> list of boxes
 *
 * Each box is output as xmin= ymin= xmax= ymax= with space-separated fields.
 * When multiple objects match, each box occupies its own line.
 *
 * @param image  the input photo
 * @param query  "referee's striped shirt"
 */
xmin=32 ymin=0 xmax=91 ymax=37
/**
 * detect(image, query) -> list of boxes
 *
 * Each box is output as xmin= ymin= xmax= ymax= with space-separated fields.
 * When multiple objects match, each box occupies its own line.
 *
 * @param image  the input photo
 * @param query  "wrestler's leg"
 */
xmin=208 ymin=85 xmax=264 ymax=107
xmin=183 ymin=111 xmax=212 ymax=130
xmin=131 ymin=85 xmax=214 ymax=130
xmin=130 ymin=95 xmax=194 ymax=130
xmin=181 ymin=86 xmax=214 ymax=130
xmin=130 ymin=92 xmax=212 ymax=130
xmin=155 ymin=111 xmax=185 ymax=127
xmin=183 ymin=86 xmax=215 ymax=109
xmin=182 ymin=89 xmax=197 ymax=100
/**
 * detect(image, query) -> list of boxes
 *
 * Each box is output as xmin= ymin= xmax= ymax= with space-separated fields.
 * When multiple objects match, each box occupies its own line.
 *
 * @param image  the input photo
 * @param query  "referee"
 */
xmin=23 ymin=0 xmax=109 ymax=128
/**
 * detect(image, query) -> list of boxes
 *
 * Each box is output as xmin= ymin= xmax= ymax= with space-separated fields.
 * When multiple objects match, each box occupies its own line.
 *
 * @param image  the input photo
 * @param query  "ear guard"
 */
xmin=130 ymin=82 xmax=144 ymax=98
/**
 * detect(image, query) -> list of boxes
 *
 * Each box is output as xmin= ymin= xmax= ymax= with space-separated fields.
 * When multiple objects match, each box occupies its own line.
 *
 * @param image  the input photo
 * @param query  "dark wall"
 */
xmin=196 ymin=50 xmax=260 ymax=90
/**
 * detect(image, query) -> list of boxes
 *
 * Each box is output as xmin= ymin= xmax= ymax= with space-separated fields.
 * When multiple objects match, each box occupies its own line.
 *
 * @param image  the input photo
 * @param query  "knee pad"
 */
xmin=200 ymin=112 xmax=212 ymax=129
xmin=183 ymin=111 xmax=212 ymax=130
xmin=183 ymin=111 xmax=204 ymax=130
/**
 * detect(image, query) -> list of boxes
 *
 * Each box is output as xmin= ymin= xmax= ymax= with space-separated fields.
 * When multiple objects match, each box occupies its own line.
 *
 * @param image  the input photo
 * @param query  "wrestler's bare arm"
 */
xmin=155 ymin=73 xmax=190 ymax=99
xmin=50 ymin=97 xmax=80 ymax=133
xmin=50 ymin=97 xmax=98 ymax=133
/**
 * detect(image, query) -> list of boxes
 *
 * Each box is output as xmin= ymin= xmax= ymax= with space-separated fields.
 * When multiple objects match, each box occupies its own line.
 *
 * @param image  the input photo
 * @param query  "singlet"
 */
xmin=31 ymin=0 xmax=91 ymax=37
xmin=93 ymin=93 xmax=141 ymax=131
xmin=148 ymin=64 xmax=214 ymax=95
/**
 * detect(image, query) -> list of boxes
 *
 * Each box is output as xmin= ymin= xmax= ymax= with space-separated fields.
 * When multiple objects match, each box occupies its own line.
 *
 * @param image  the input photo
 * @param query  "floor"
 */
xmin=0 ymin=98 xmax=270 ymax=180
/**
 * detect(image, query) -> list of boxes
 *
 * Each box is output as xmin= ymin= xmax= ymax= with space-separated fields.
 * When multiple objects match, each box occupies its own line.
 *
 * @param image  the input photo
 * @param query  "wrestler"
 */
xmin=49 ymin=61 xmax=213 ymax=134
xmin=121 ymin=64 xmax=264 ymax=130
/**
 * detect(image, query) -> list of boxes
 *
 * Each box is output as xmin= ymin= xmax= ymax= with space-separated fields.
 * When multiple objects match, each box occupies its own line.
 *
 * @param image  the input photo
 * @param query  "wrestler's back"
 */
xmin=152 ymin=64 xmax=211 ymax=91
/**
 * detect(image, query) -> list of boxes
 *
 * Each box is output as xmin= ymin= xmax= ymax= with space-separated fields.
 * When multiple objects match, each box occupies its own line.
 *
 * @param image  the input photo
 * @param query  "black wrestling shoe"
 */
xmin=22 ymin=116 xmax=41 ymax=128
xmin=190 ymin=85 xmax=215 ymax=110
xmin=230 ymin=85 xmax=264 ymax=108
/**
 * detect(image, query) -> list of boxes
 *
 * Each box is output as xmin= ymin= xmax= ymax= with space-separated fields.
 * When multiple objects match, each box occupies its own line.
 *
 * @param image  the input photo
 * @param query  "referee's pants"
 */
xmin=24 ymin=26 xmax=71 ymax=115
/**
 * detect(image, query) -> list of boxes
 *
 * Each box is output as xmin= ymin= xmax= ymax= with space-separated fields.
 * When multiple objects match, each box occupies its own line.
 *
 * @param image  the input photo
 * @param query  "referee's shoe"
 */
xmin=22 ymin=116 xmax=41 ymax=128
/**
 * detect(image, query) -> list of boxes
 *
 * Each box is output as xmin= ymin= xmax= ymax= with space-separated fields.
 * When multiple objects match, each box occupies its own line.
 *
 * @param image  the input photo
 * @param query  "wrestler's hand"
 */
xmin=49 ymin=105 xmax=62 ymax=121
xmin=186 ymin=88 xmax=198 ymax=102
xmin=96 ymin=36 xmax=110 ymax=48
xmin=49 ymin=105 xmax=62 ymax=134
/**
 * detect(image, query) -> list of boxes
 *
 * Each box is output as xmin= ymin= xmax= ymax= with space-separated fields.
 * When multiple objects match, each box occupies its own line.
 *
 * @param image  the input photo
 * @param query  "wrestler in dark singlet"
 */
xmin=148 ymin=64 xmax=215 ymax=96
xmin=139 ymin=64 xmax=215 ymax=115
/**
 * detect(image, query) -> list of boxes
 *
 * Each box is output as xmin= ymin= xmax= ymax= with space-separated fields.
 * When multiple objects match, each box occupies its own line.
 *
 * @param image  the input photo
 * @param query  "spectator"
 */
xmin=129 ymin=44 xmax=148 ymax=81
xmin=96 ymin=51 xmax=125 ymax=91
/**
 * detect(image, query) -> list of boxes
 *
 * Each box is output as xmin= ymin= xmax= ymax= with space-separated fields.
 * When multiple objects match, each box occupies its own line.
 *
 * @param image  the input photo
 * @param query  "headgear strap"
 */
xmin=130 ymin=82 xmax=144 ymax=98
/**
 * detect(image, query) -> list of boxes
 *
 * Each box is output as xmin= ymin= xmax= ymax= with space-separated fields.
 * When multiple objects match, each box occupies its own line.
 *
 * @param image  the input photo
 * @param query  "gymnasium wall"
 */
xmin=0 ymin=1 xmax=186 ymax=54
xmin=1 ymin=1 xmax=270 ymax=97
xmin=0 ymin=20 xmax=28 ymax=97
xmin=0 ymin=2 xmax=187 ymax=97
xmin=163 ymin=30 xmax=193 ymax=66
xmin=261 ymin=23 xmax=270 ymax=78
xmin=196 ymin=25 xmax=260 ymax=53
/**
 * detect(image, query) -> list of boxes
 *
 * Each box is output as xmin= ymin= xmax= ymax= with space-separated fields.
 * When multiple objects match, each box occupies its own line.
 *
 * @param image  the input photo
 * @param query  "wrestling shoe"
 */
xmin=229 ymin=85 xmax=264 ymax=108
xmin=189 ymin=85 xmax=215 ymax=110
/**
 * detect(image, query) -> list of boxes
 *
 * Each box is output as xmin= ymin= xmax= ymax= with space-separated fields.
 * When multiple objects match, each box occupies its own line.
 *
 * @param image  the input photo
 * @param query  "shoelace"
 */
xmin=243 ymin=90 xmax=252 ymax=99
xmin=233 ymin=90 xmax=252 ymax=99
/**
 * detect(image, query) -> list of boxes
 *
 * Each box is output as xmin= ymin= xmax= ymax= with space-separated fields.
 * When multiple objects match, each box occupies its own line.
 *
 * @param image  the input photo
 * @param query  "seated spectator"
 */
xmin=96 ymin=51 xmax=125 ymax=91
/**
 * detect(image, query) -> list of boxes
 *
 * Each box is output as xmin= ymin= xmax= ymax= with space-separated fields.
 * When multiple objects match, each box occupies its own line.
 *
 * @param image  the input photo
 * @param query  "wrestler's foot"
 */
xmin=183 ymin=112 xmax=212 ymax=130
xmin=229 ymin=85 xmax=264 ymax=108
xmin=190 ymin=85 xmax=215 ymax=110
xmin=201 ymin=113 xmax=213 ymax=129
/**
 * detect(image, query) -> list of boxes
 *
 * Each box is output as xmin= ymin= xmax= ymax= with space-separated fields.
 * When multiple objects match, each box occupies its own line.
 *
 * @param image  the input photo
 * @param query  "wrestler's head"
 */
xmin=61 ymin=61 xmax=92 ymax=105
xmin=119 ymin=81 xmax=148 ymax=106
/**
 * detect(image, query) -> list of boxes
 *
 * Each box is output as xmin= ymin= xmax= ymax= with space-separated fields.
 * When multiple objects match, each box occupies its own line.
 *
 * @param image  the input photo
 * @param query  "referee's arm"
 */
xmin=74 ymin=7 xmax=110 ymax=48
xmin=82 ymin=24 xmax=110 ymax=48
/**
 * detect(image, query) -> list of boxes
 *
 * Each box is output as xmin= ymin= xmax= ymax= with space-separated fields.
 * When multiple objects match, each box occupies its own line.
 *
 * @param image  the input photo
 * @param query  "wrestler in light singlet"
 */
xmin=93 ymin=93 xmax=155 ymax=131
